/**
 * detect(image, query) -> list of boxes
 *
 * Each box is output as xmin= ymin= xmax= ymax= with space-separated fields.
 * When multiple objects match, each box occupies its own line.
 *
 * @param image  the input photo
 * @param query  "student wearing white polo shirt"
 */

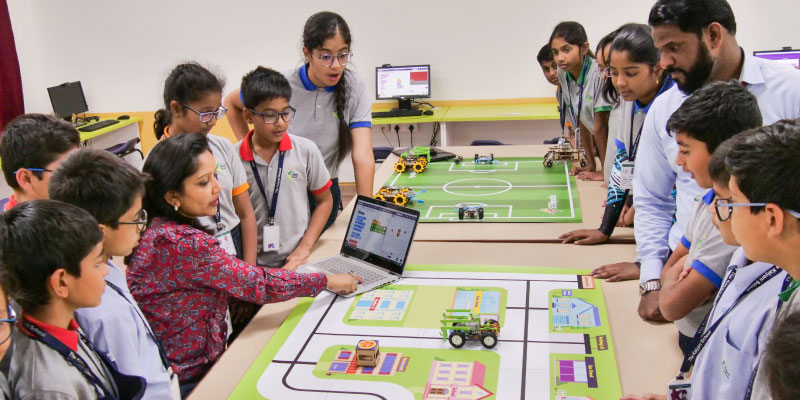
xmin=550 ymin=21 xmax=613 ymax=181
xmin=632 ymin=0 xmax=800 ymax=322
xmin=225 ymin=12 xmax=374 ymax=230
xmin=236 ymin=66 xmax=333 ymax=271
xmin=622 ymin=134 xmax=791 ymax=400
xmin=721 ymin=120 xmax=800 ymax=400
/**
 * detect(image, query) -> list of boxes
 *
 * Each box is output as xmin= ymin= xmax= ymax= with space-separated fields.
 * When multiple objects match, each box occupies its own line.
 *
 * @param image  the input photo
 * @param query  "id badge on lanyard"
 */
xmin=215 ymin=230 xmax=238 ymax=256
xmin=250 ymin=151 xmax=285 ymax=254
xmin=668 ymin=376 xmax=693 ymax=399
xmin=213 ymin=204 xmax=237 ymax=256
xmin=620 ymin=161 xmax=635 ymax=190
xmin=262 ymin=224 xmax=280 ymax=252
xmin=167 ymin=368 xmax=181 ymax=399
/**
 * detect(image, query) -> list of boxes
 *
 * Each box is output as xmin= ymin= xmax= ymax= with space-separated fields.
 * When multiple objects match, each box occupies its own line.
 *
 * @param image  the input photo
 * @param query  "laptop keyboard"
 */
xmin=316 ymin=258 xmax=387 ymax=285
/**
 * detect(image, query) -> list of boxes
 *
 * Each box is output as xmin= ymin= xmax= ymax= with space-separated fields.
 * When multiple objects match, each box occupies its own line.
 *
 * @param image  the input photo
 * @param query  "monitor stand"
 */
xmin=397 ymin=97 xmax=414 ymax=111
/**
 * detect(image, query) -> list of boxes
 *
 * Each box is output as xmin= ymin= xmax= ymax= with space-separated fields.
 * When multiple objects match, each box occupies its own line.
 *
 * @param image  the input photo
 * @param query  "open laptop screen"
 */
xmin=341 ymin=196 xmax=420 ymax=275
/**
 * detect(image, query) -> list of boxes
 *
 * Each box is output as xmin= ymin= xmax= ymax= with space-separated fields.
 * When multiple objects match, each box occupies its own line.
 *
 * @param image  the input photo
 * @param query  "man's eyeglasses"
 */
xmin=0 ymin=304 xmax=16 ymax=346
xmin=247 ymin=107 xmax=296 ymax=125
xmin=116 ymin=209 xmax=148 ymax=234
xmin=714 ymin=198 xmax=800 ymax=222
xmin=316 ymin=51 xmax=353 ymax=67
xmin=182 ymin=104 xmax=227 ymax=123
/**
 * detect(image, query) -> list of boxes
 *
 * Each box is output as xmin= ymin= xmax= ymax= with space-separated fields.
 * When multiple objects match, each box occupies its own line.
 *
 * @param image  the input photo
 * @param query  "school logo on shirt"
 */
xmin=216 ymin=161 xmax=227 ymax=175
xmin=585 ymin=93 xmax=594 ymax=104
xmin=286 ymin=167 xmax=299 ymax=181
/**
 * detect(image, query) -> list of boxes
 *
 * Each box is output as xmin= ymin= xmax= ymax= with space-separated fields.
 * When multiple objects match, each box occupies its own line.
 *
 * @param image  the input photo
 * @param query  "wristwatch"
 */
xmin=639 ymin=279 xmax=661 ymax=296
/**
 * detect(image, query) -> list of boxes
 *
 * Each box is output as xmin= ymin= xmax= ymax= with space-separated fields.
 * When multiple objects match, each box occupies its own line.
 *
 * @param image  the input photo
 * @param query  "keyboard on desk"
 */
xmin=78 ymin=119 xmax=120 ymax=132
xmin=314 ymin=258 xmax=387 ymax=285
xmin=372 ymin=109 xmax=423 ymax=118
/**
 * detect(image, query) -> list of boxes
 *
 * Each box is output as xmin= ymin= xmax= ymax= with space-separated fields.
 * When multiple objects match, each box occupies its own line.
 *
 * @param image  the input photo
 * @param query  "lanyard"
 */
xmin=627 ymin=76 xmax=672 ymax=161
xmin=558 ymin=88 xmax=566 ymax=132
xmin=565 ymin=59 xmax=591 ymax=141
xmin=250 ymin=150 xmax=285 ymax=225
xmin=743 ymin=274 xmax=794 ymax=399
xmin=627 ymin=109 xmax=645 ymax=162
xmin=104 ymin=280 xmax=172 ymax=372
xmin=678 ymin=265 xmax=784 ymax=376
xmin=21 ymin=318 xmax=117 ymax=400
xmin=214 ymin=203 xmax=224 ymax=231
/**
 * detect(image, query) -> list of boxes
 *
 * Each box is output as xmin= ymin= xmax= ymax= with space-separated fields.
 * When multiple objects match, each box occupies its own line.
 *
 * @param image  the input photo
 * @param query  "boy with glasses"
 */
xmin=622 ymin=129 xmax=791 ymax=400
xmin=722 ymin=119 xmax=800 ymax=398
xmin=656 ymin=81 xmax=762 ymax=355
xmin=49 ymin=149 xmax=180 ymax=399
xmin=0 ymin=114 xmax=80 ymax=209
xmin=236 ymin=66 xmax=333 ymax=272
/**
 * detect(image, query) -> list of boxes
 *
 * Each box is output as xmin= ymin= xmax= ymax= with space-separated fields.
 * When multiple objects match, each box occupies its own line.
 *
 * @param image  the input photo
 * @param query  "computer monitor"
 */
xmin=47 ymin=81 xmax=88 ymax=121
xmin=376 ymin=64 xmax=430 ymax=110
xmin=754 ymin=49 xmax=800 ymax=69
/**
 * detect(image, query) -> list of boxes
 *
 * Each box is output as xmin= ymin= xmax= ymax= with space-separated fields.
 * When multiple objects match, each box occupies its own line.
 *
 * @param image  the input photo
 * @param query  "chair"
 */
xmin=373 ymin=146 xmax=393 ymax=162
xmin=105 ymin=137 xmax=143 ymax=160
xmin=469 ymin=140 xmax=504 ymax=146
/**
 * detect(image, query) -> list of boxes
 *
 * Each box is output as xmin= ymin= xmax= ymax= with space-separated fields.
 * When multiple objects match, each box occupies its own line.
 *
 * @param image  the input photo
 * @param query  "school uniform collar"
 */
xmin=239 ymin=129 xmax=293 ymax=162
xmin=20 ymin=312 xmax=80 ymax=352
xmin=566 ymin=56 xmax=593 ymax=86
xmin=634 ymin=75 xmax=675 ymax=114
xmin=299 ymin=64 xmax=336 ymax=92
xmin=3 ymin=194 xmax=18 ymax=211
xmin=702 ymin=188 xmax=715 ymax=205
xmin=104 ymin=262 xmax=127 ymax=292
xmin=162 ymin=126 xmax=172 ymax=139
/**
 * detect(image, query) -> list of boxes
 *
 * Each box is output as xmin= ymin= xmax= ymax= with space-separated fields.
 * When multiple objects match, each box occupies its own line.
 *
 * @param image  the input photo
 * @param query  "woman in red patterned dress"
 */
xmin=127 ymin=133 xmax=360 ymax=397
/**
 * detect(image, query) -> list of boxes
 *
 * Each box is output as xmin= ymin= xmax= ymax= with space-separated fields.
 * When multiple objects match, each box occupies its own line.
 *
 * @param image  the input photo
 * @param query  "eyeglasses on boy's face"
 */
xmin=181 ymin=103 xmax=227 ymax=123
xmin=0 ymin=304 xmax=17 ymax=346
xmin=316 ymin=51 xmax=353 ymax=67
xmin=714 ymin=198 xmax=800 ymax=222
xmin=247 ymin=107 xmax=296 ymax=125
xmin=115 ymin=209 xmax=148 ymax=234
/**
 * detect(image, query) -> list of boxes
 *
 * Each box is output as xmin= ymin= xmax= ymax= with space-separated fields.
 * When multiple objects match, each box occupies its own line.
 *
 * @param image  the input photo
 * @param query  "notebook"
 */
xmin=297 ymin=195 xmax=420 ymax=297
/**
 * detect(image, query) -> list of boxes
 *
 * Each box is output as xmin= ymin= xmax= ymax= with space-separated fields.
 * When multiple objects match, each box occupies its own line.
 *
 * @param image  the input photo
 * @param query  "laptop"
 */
xmin=297 ymin=195 xmax=420 ymax=297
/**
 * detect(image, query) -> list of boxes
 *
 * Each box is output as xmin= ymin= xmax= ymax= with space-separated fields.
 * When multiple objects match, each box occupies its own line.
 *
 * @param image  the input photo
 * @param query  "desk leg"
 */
xmin=440 ymin=122 xmax=448 ymax=146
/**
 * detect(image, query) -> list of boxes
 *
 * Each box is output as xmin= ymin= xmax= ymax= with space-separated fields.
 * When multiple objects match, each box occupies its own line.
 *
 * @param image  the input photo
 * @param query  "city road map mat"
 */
xmin=229 ymin=264 xmax=621 ymax=399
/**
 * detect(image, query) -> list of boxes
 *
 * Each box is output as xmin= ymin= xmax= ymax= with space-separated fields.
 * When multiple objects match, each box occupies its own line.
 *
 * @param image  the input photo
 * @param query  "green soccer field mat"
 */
xmin=229 ymin=265 xmax=622 ymax=400
xmin=380 ymin=157 xmax=582 ymax=223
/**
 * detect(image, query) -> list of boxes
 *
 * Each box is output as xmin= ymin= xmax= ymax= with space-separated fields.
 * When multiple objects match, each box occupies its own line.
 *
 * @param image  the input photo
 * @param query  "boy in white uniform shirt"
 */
xmin=235 ymin=66 xmax=333 ymax=271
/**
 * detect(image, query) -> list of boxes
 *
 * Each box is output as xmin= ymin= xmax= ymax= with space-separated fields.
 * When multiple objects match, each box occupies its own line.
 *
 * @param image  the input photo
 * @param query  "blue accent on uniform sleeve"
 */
xmin=702 ymin=189 xmax=715 ymax=205
xmin=349 ymin=121 xmax=371 ymax=129
xmin=614 ymin=138 xmax=626 ymax=151
xmin=680 ymin=235 xmax=691 ymax=249
xmin=691 ymin=259 xmax=723 ymax=288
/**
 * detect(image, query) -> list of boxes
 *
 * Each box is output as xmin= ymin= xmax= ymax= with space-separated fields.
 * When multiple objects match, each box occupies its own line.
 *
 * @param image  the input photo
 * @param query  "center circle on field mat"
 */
xmin=442 ymin=178 xmax=513 ymax=197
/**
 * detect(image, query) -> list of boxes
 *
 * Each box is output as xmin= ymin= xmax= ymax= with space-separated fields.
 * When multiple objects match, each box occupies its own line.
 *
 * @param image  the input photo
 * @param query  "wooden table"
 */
xmin=190 ymin=241 xmax=679 ymax=399
xmin=323 ymin=144 xmax=634 ymax=244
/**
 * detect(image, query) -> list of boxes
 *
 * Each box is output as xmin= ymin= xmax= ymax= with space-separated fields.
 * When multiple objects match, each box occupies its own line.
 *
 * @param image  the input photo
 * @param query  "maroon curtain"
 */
xmin=0 ymin=0 xmax=24 ymax=130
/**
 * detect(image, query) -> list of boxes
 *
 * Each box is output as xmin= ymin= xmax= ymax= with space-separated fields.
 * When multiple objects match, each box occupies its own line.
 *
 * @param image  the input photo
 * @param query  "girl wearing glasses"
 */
xmin=153 ymin=63 xmax=258 ymax=269
xmin=550 ymin=21 xmax=613 ymax=181
xmin=224 ymin=11 xmax=374 ymax=230
xmin=561 ymin=24 xmax=674 ymax=282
